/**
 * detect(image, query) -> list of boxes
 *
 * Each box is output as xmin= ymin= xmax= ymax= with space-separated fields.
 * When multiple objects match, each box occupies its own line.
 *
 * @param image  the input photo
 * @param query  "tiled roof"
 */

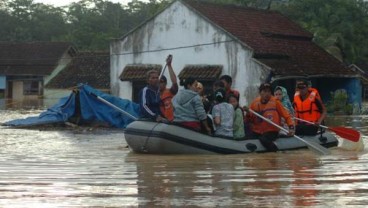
xmin=45 ymin=51 xmax=110 ymax=89
xmin=0 ymin=42 xmax=76 ymax=76
xmin=178 ymin=65 xmax=222 ymax=80
xmin=182 ymin=0 xmax=355 ymax=77
xmin=119 ymin=64 xmax=162 ymax=81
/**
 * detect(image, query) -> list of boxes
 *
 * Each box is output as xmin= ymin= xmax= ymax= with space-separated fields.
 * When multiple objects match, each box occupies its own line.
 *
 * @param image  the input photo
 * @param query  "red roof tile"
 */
xmin=178 ymin=65 xmax=222 ymax=80
xmin=119 ymin=65 xmax=163 ymax=81
xmin=182 ymin=0 xmax=355 ymax=77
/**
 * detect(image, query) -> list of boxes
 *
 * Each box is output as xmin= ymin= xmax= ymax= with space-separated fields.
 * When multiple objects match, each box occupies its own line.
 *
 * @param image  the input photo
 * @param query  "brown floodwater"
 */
xmin=1 ymin=105 xmax=368 ymax=207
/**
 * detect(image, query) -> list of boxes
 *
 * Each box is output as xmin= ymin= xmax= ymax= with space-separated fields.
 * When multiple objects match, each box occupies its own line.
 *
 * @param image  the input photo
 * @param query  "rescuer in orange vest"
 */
xmin=245 ymin=83 xmax=295 ymax=152
xmin=293 ymin=79 xmax=327 ymax=135
xmin=159 ymin=55 xmax=178 ymax=121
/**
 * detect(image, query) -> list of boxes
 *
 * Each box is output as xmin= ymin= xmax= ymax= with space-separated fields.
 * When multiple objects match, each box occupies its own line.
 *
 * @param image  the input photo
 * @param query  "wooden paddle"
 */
xmin=248 ymin=109 xmax=330 ymax=155
xmin=294 ymin=117 xmax=360 ymax=142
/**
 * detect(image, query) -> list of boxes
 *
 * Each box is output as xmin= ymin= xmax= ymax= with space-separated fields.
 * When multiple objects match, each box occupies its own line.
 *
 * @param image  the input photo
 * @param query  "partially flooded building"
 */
xmin=110 ymin=0 xmax=361 ymax=105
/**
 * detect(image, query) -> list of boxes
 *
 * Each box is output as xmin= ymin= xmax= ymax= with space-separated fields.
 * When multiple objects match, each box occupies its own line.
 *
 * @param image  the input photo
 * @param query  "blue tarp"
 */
xmin=3 ymin=84 xmax=140 ymax=128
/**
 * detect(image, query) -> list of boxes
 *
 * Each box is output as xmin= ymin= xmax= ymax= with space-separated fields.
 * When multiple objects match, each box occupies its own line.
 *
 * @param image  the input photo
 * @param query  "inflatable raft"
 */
xmin=124 ymin=120 xmax=338 ymax=154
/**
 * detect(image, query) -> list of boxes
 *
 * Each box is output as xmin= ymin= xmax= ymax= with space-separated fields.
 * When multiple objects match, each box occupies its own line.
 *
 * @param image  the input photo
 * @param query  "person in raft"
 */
xmin=211 ymin=88 xmax=234 ymax=138
xmin=274 ymin=86 xmax=295 ymax=135
xmin=139 ymin=69 xmax=164 ymax=122
xmin=245 ymin=83 xmax=295 ymax=152
xmin=159 ymin=55 xmax=178 ymax=122
xmin=220 ymin=75 xmax=240 ymax=100
xmin=228 ymin=93 xmax=245 ymax=139
xmin=172 ymin=77 xmax=212 ymax=135
xmin=293 ymin=79 xmax=326 ymax=135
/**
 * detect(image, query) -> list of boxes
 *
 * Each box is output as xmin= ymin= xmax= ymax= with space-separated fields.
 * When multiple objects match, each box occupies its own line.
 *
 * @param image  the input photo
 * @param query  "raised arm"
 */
xmin=166 ymin=55 xmax=178 ymax=94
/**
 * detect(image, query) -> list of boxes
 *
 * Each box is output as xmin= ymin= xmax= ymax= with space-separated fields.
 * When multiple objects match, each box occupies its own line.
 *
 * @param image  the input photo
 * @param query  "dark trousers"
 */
xmin=253 ymin=131 xmax=279 ymax=152
xmin=296 ymin=124 xmax=319 ymax=136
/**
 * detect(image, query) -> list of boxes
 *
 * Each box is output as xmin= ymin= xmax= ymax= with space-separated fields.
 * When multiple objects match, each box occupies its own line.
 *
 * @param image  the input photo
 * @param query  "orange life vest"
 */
xmin=250 ymin=96 xmax=281 ymax=134
xmin=160 ymin=89 xmax=175 ymax=121
xmin=293 ymin=88 xmax=321 ymax=123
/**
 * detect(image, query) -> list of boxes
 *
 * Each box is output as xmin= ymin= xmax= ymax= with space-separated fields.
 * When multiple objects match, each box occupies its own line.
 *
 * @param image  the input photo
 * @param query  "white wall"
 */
xmin=110 ymin=1 xmax=269 ymax=105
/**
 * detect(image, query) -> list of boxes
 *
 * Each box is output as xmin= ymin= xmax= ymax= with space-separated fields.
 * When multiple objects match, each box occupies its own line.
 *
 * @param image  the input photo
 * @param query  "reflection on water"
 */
xmin=1 ymin=109 xmax=368 ymax=207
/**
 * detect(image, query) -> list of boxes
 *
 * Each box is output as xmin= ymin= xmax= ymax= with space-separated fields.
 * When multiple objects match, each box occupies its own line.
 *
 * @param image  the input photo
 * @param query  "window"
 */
xmin=23 ymin=81 xmax=40 ymax=95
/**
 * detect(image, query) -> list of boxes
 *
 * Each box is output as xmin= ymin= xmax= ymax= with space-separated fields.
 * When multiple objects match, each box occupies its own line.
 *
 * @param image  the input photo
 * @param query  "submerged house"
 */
xmin=0 ymin=42 xmax=76 ymax=101
xmin=111 ymin=0 xmax=360 ymax=105
xmin=45 ymin=51 xmax=110 ymax=105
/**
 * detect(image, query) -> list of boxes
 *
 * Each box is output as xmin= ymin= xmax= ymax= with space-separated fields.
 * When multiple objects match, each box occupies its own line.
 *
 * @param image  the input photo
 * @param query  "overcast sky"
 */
xmin=33 ymin=0 xmax=148 ymax=7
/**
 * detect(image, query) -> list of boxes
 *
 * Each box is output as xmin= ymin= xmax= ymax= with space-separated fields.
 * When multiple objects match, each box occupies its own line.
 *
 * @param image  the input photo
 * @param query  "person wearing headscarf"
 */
xmin=274 ymin=86 xmax=295 ymax=116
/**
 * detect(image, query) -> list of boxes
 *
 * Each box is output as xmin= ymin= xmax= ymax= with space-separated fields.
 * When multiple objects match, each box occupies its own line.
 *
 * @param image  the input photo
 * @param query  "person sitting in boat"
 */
xmin=274 ymin=86 xmax=295 ymax=136
xmin=139 ymin=70 xmax=164 ymax=122
xmin=172 ymin=77 xmax=212 ymax=135
xmin=220 ymin=75 xmax=240 ymax=100
xmin=245 ymin=83 xmax=295 ymax=152
xmin=228 ymin=93 xmax=245 ymax=139
xmin=196 ymin=82 xmax=211 ymax=113
xmin=212 ymin=89 xmax=234 ymax=138
xmin=206 ymin=80 xmax=225 ymax=114
xmin=159 ymin=55 xmax=178 ymax=122
xmin=293 ymin=79 xmax=326 ymax=135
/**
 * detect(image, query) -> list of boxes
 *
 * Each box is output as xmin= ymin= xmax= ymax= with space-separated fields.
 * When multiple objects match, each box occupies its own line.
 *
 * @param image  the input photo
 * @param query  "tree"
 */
xmin=275 ymin=0 xmax=368 ymax=64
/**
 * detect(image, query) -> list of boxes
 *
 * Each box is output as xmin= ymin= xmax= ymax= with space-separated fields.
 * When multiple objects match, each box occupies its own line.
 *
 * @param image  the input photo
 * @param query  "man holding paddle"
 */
xmin=293 ymin=79 xmax=326 ymax=135
xmin=245 ymin=83 xmax=295 ymax=152
xmin=159 ymin=55 xmax=178 ymax=122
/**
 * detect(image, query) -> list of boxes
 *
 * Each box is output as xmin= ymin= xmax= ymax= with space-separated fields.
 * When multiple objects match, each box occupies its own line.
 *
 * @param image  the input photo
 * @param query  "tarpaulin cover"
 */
xmin=3 ymin=84 xmax=140 ymax=128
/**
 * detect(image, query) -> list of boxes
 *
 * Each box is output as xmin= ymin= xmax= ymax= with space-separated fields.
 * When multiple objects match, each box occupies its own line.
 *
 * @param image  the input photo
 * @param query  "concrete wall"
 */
xmin=110 ymin=1 xmax=269 ymax=105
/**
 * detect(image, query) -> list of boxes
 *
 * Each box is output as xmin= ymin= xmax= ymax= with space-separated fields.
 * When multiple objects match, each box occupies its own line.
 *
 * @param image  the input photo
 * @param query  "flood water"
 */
xmin=1 ymin=106 xmax=368 ymax=207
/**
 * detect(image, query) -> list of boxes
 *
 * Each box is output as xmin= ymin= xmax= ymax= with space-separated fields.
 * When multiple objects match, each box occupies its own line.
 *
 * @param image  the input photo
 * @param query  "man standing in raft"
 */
xmin=159 ymin=55 xmax=178 ymax=122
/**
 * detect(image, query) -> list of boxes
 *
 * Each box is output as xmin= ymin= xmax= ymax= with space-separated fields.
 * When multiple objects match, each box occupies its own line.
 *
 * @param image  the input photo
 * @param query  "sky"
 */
xmin=33 ymin=0 xmax=148 ymax=7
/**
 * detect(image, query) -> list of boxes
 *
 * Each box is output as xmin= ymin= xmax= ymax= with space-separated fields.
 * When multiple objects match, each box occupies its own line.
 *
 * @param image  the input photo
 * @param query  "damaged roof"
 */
xmin=46 ymin=51 xmax=110 ymax=89
xmin=0 ymin=42 xmax=76 ymax=76
xmin=182 ymin=0 xmax=355 ymax=78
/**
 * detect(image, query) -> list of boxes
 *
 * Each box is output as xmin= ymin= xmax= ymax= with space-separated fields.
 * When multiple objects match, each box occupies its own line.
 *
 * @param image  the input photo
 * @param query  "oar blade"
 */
xmin=294 ymin=135 xmax=330 ymax=155
xmin=329 ymin=127 xmax=360 ymax=142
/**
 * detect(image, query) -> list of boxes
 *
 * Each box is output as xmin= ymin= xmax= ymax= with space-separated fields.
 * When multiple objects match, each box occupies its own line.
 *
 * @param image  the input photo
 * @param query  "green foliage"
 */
xmin=326 ymin=89 xmax=353 ymax=115
xmin=0 ymin=0 xmax=367 ymax=65
xmin=274 ymin=0 xmax=368 ymax=64
xmin=0 ymin=0 xmax=171 ymax=50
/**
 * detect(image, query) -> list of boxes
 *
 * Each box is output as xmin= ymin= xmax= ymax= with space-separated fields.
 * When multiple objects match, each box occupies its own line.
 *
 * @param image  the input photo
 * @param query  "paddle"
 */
xmin=248 ymin=109 xmax=330 ymax=155
xmin=90 ymin=92 xmax=138 ymax=121
xmin=158 ymin=55 xmax=172 ymax=80
xmin=294 ymin=117 xmax=360 ymax=142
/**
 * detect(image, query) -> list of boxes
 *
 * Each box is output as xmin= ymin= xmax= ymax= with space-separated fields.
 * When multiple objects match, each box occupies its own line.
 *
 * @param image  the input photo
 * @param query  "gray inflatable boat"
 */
xmin=124 ymin=120 xmax=338 ymax=154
